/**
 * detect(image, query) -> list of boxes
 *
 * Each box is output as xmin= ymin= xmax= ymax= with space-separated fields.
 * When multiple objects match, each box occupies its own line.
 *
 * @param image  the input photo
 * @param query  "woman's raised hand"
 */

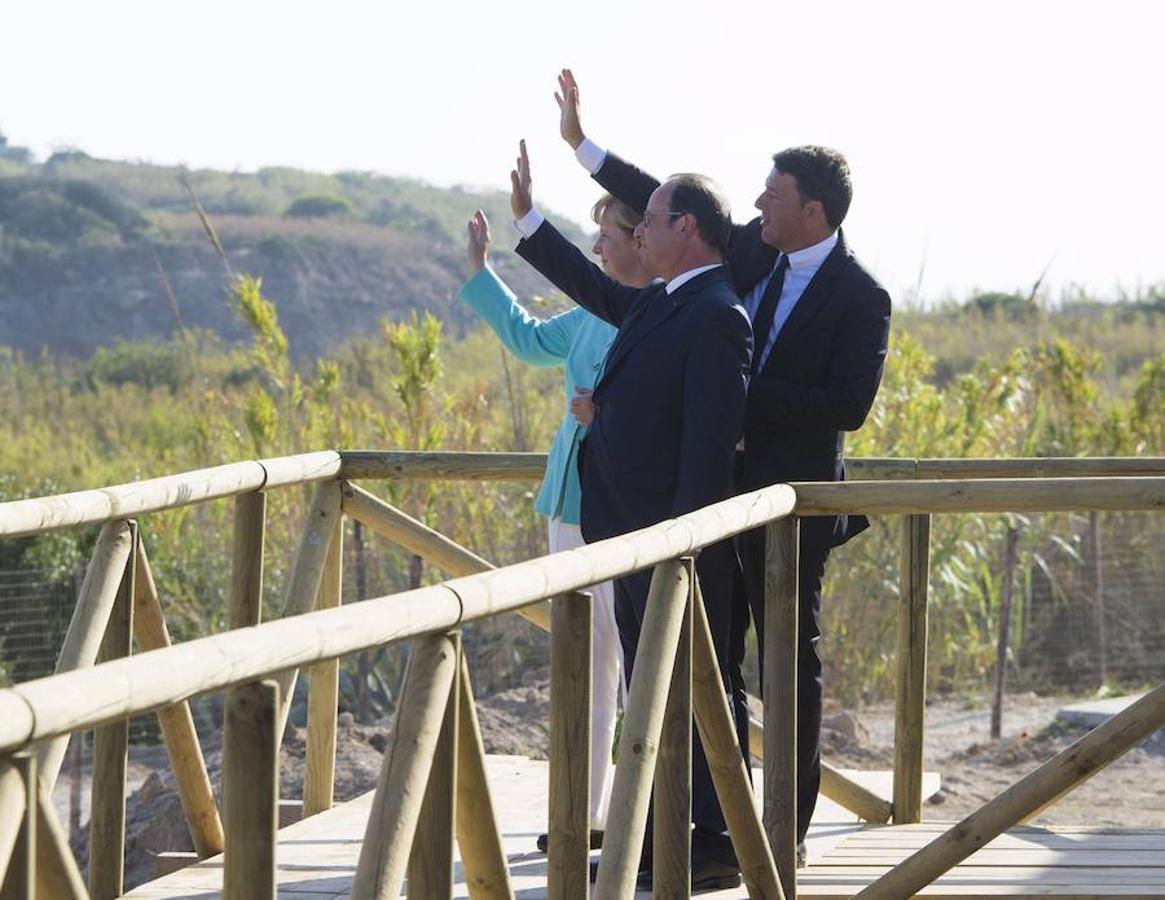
xmin=510 ymin=139 xmax=534 ymax=220
xmin=466 ymin=209 xmax=490 ymax=274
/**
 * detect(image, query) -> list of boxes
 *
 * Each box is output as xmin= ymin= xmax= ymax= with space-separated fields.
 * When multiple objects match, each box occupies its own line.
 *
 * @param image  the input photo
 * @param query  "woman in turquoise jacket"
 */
xmin=458 ymin=197 xmax=654 ymax=851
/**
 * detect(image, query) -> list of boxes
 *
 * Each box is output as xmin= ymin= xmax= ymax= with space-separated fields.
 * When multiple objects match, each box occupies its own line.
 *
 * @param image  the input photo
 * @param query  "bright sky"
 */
xmin=4 ymin=0 xmax=1163 ymax=304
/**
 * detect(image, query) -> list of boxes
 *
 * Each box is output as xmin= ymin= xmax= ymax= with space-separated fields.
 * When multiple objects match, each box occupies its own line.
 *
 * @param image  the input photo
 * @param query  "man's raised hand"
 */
xmin=510 ymin=139 xmax=534 ymax=220
xmin=555 ymin=68 xmax=585 ymax=149
xmin=466 ymin=209 xmax=490 ymax=273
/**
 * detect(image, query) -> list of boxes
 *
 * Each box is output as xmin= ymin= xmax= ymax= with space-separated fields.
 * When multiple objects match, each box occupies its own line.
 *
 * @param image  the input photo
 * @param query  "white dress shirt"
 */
xmin=745 ymin=231 xmax=838 ymax=373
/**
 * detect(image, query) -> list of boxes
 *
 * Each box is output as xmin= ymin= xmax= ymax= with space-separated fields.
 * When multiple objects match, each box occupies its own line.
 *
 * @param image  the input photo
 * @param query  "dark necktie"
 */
xmin=749 ymin=255 xmax=789 ymax=375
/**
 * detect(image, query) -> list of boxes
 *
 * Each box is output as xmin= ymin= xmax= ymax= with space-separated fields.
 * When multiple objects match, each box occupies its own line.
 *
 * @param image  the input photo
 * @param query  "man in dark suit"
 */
xmin=508 ymin=141 xmax=753 ymax=892
xmin=554 ymin=69 xmax=892 ymax=853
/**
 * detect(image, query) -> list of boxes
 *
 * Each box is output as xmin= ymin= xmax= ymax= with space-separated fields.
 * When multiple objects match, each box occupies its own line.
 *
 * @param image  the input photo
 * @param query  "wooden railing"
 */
xmin=0 ymin=451 xmax=1163 ymax=900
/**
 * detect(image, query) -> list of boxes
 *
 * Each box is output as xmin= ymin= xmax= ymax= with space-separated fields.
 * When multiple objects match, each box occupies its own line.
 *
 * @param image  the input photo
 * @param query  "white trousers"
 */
xmin=547 ymin=517 xmax=623 ymax=829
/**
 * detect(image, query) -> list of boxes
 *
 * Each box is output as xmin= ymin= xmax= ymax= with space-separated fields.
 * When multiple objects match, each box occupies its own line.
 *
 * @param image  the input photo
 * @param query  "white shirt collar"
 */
xmin=665 ymin=263 xmax=722 ymax=295
xmin=785 ymin=231 xmax=839 ymax=272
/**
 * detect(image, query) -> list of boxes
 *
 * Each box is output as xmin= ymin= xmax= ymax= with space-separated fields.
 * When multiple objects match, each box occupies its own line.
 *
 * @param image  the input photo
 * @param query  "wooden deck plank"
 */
xmin=124 ymin=757 xmax=1165 ymax=899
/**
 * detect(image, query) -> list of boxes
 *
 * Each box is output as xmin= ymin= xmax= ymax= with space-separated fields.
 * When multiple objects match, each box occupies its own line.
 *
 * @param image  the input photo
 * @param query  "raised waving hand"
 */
xmin=466 ymin=209 xmax=490 ymax=273
xmin=554 ymin=68 xmax=586 ymax=150
xmin=510 ymin=139 xmax=534 ymax=219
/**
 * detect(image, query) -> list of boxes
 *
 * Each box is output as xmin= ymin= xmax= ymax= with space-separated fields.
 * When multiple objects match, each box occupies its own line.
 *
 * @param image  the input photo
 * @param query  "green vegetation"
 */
xmin=1 ymin=142 xmax=1163 ymax=708
xmin=2 ymin=284 xmax=1164 ymax=706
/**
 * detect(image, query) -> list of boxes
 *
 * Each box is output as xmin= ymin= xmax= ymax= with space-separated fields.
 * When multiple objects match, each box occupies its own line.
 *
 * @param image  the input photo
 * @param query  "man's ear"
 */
xmin=805 ymin=199 xmax=826 ymax=226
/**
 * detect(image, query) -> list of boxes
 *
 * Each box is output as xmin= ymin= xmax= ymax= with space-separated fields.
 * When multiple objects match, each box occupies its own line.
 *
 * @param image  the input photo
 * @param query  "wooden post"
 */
xmin=764 ymin=516 xmax=799 ymax=897
xmin=0 ymin=753 xmax=34 ymax=900
xmin=407 ymin=634 xmax=460 ymax=899
xmin=37 ymin=519 xmax=133 ymax=793
xmin=690 ymin=578 xmax=785 ymax=900
xmin=304 ymin=514 xmax=343 ymax=817
xmin=858 ymin=682 xmax=1165 ymax=899
xmin=991 ymin=525 xmax=1020 ymax=740
xmin=34 ymin=788 xmax=88 ymax=900
xmin=88 ymin=521 xmax=135 ymax=900
xmin=548 ymin=591 xmax=591 ymax=899
xmin=352 ymin=634 xmax=458 ymax=900
xmin=654 ymin=559 xmax=693 ymax=898
xmin=134 ymin=538 xmax=225 ymax=857
xmin=747 ymin=716 xmax=893 ymax=824
xmin=1090 ymin=511 xmax=1107 ymax=683
xmin=893 ymin=513 xmax=929 ymax=824
xmin=0 ymin=759 xmax=23 ymax=884
xmin=276 ymin=480 xmax=342 ymax=738
xmin=454 ymin=659 xmax=514 ymax=899
xmin=222 ymin=680 xmax=280 ymax=900
xmin=230 ymin=492 xmax=266 ymax=629
xmin=593 ymin=561 xmax=689 ymax=899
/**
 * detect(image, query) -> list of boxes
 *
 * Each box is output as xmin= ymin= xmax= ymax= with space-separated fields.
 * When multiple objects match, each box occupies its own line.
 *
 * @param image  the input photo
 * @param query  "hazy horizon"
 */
xmin=4 ymin=0 xmax=1163 ymax=306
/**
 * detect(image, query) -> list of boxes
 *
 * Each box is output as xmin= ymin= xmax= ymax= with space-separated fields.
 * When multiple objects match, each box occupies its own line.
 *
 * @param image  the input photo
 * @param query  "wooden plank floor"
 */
xmin=125 ymin=755 xmax=1165 ymax=898
xmin=798 ymin=824 xmax=1165 ymax=898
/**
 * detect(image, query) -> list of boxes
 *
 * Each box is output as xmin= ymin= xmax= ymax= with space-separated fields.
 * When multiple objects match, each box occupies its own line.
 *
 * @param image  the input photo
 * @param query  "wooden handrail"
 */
xmin=0 ymin=483 xmax=797 ymax=754
xmin=793 ymin=476 xmax=1165 ymax=515
xmin=0 ymin=451 xmax=340 ymax=539
xmin=4 ymin=450 xmax=1165 ymax=897
xmin=3 ymin=452 xmax=1162 ymax=540
xmin=337 ymin=450 xmax=1165 ymax=482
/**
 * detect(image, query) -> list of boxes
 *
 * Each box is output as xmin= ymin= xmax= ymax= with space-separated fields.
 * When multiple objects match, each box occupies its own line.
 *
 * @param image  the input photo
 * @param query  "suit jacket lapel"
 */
xmin=599 ymin=270 xmax=720 ymax=385
xmin=765 ymin=232 xmax=849 ymax=364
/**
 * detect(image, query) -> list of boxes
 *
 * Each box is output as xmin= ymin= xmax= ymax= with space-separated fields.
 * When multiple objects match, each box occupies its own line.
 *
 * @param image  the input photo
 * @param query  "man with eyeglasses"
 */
xmin=509 ymin=140 xmax=753 ymax=893
xmin=554 ymin=68 xmax=893 ymax=865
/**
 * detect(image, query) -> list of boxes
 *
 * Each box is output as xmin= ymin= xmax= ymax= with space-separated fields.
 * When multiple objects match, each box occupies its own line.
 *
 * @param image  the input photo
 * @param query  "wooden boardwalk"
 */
xmin=125 ymin=755 xmax=1165 ymax=898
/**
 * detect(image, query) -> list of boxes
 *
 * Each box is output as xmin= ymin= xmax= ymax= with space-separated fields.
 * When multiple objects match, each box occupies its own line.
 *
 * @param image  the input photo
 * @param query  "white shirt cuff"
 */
xmin=514 ymin=208 xmax=546 ymax=239
xmin=575 ymin=138 xmax=607 ymax=175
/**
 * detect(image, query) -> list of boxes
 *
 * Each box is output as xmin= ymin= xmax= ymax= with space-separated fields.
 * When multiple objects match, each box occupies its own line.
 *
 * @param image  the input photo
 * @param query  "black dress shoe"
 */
xmin=536 ymin=828 xmax=604 ymax=853
xmin=635 ymin=855 xmax=742 ymax=894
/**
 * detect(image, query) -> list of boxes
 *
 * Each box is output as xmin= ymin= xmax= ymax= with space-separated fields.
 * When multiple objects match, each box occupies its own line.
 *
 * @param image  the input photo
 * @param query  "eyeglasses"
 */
xmin=641 ymin=209 xmax=687 ymax=228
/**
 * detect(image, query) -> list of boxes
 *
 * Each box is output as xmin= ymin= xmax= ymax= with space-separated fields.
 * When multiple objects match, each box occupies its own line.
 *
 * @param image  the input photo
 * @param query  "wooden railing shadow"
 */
xmin=0 ymin=451 xmax=1162 ymax=899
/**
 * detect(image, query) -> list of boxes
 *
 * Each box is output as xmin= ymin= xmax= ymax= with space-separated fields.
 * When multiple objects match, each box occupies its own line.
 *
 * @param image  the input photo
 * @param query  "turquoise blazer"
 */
xmin=458 ymin=266 xmax=616 ymax=524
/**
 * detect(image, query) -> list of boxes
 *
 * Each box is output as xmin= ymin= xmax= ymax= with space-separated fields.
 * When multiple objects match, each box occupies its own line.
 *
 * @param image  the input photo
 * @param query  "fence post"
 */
xmin=0 ymin=752 xmax=35 ymax=900
xmin=593 ymin=561 xmax=689 ymax=898
xmin=407 ymin=634 xmax=460 ymax=899
xmin=352 ymin=633 xmax=458 ymax=900
xmin=88 ymin=520 xmax=136 ymax=900
xmin=690 ymin=578 xmax=784 ymax=900
xmin=38 ymin=519 xmax=134 ymax=793
xmin=894 ymin=513 xmax=930 ymax=823
xmin=222 ymin=680 xmax=280 ymax=900
xmin=229 ymin=492 xmax=266 ymax=630
xmin=275 ymin=481 xmax=343 ymax=738
xmin=134 ymin=538 xmax=225 ymax=857
xmin=764 ymin=516 xmax=799 ymax=897
xmin=304 ymin=514 xmax=343 ymax=817
xmin=991 ymin=525 xmax=1020 ymax=739
xmin=34 ymin=788 xmax=88 ymax=899
xmin=454 ymin=659 xmax=514 ymax=898
xmin=654 ymin=559 xmax=693 ymax=897
xmin=548 ymin=591 xmax=591 ymax=899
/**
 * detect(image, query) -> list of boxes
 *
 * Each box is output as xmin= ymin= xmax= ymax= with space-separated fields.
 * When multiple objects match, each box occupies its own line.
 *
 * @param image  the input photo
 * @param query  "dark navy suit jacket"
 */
xmin=592 ymin=152 xmax=892 ymax=547
xmin=516 ymin=221 xmax=752 ymax=545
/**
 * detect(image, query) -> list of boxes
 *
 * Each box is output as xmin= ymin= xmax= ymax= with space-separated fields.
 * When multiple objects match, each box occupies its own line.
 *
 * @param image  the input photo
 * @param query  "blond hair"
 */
xmin=590 ymin=193 xmax=642 ymax=235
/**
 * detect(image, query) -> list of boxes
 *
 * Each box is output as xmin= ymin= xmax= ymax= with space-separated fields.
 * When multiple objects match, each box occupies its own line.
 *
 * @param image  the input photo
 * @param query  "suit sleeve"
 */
xmin=595 ymin=152 xmax=776 ymax=297
xmin=593 ymin=151 xmax=659 ymax=215
xmin=745 ymin=285 xmax=892 ymax=433
xmin=673 ymin=303 xmax=753 ymax=517
xmin=516 ymin=219 xmax=642 ymax=326
xmin=457 ymin=266 xmax=578 ymax=366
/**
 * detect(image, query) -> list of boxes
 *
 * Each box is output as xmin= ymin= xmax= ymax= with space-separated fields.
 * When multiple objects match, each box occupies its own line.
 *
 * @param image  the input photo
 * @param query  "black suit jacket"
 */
xmin=593 ymin=152 xmax=892 ymax=546
xmin=517 ymin=221 xmax=752 ymax=545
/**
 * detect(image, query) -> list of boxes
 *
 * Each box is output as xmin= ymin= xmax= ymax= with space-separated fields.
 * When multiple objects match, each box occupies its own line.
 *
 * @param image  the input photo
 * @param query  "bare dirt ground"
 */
xmin=53 ymin=681 xmax=1164 ymax=890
